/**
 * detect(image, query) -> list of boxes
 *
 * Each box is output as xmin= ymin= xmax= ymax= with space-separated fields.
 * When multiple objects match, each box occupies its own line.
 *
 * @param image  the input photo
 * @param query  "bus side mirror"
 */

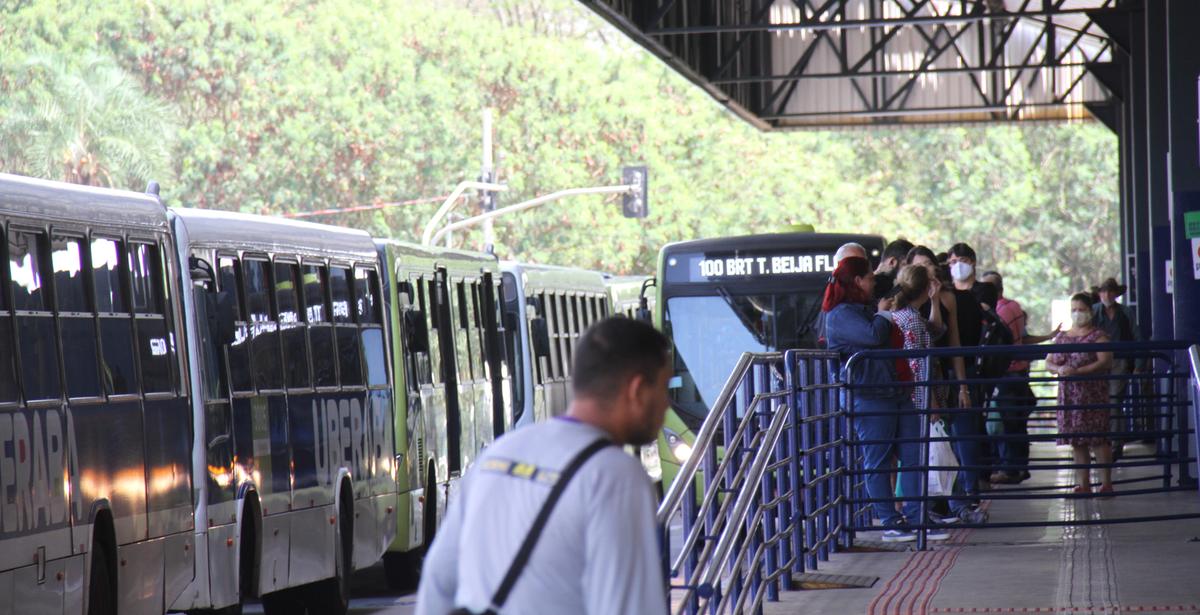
xmin=212 ymin=291 xmax=238 ymax=346
xmin=403 ymin=310 xmax=430 ymax=354
xmin=531 ymin=317 xmax=551 ymax=358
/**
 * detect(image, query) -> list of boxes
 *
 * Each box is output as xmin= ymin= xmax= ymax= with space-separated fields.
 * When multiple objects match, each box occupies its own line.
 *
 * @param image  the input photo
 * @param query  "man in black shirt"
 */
xmin=944 ymin=243 xmax=990 ymax=513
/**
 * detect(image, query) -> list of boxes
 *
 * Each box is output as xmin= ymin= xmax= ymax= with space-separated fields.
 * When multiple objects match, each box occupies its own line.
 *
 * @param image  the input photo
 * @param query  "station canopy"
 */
xmin=579 ymin=0 xmax=1120 ymax=129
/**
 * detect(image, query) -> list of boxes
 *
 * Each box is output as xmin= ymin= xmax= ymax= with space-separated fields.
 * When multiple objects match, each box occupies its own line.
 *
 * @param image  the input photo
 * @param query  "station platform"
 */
xmin=738 ymin=442 xmax=1200 ymax=615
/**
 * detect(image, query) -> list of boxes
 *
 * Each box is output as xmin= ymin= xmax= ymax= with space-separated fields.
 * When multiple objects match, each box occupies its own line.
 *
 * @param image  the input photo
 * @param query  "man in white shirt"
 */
xmin=417 ymin=317 xmax=672 ymax=615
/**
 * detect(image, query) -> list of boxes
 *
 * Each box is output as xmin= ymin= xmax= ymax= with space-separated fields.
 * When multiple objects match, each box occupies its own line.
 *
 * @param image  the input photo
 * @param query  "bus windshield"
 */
xmin=665 ymin=287 xmax=824 ymax=421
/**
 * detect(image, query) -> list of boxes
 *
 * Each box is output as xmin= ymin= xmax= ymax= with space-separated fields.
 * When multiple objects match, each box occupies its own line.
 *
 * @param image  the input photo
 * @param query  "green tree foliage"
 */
xmin=0 ymin=0 xmax=1119 ymax=327
xmin=0 ymin=52 xmax=176 ymax=187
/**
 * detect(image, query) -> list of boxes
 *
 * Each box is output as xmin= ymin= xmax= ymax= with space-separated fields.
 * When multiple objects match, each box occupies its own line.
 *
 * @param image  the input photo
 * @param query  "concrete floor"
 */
xmin=750 ymin=442 xmax=1200 ymax=615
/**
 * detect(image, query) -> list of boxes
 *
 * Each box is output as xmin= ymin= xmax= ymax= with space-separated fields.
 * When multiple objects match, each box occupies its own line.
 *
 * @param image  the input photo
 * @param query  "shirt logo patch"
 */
xmin=481 ymin=458 xmax=561 ymax=486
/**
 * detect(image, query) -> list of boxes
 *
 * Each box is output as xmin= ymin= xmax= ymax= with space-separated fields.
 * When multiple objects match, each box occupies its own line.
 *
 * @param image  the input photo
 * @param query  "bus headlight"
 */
xmin=663 ymin=427 xmax=693 ymax=463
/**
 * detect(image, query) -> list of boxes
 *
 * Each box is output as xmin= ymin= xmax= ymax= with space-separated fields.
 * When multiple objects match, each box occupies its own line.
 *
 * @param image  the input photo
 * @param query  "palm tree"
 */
xmin=0 ymin=52 xmax=177 ymax=188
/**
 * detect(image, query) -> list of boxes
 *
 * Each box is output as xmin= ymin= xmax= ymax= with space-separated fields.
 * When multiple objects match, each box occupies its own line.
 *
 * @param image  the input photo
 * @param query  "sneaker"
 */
xmin=881 ymin=527 xmax=917 ymax=543
xmin=957 ymin=508 xmax=989 ymax=524
xmin=990 ymin=471 xmax=1021 ymax=485
xmin=929 ymin=511 xmax=960 ymax=525
xmin=923 ymin=526 xmax=951 ymax=541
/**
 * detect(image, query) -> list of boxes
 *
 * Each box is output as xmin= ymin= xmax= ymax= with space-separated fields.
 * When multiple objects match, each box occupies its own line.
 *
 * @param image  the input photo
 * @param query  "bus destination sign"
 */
xmin=667 ymin=251 xmax=836 ymax=284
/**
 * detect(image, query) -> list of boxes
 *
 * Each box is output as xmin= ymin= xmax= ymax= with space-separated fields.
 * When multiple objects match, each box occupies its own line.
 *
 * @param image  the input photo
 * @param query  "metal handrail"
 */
xmin=657 ymin=351 xmax=783 ymax=525
xmin=693 ymin=402 xmax=792 ymax=603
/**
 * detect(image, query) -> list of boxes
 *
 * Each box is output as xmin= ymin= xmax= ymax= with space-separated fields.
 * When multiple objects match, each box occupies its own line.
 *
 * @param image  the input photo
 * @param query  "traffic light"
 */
xmin=622 ymin=166 xmax=648 ymax=218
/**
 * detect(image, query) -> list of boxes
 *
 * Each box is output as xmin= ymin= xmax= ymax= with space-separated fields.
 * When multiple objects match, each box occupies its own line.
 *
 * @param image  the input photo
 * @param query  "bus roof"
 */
xmin=0 ymin=173 xmax=168 ymax=231
xmin=377 ymin=238 xmax=499 ymax=278
xmin=661 ymin=232 xmax=886 ymax=257
xmin=501 ymin=261 xmax=608 ymax=294
xmin=171 ymin=207 xmax=377 ymax=261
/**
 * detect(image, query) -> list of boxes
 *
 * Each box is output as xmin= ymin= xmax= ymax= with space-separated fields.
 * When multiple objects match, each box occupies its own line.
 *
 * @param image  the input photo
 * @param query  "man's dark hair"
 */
xmin=905 ymin=245 xmax=937 ymax=265
xmin=948 ymin=242 xmax=977 ymax=262
xmin=573 ymin=317 xmax=671 ymax=399
xmin=883 ymin=238 xmax=915 ymax=263
xmin=981 ymin=270 xmax=1003 ymax=295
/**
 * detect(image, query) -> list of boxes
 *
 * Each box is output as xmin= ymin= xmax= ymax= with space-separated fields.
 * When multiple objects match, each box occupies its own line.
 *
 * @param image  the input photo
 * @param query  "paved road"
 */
xmin=243 ymin=563 xmax=417 ymax=615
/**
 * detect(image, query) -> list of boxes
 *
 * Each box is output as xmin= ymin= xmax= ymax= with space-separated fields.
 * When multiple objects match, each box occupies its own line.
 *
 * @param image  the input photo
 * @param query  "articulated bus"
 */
xmin=654 ymin=232 xmax=885 ymax=488
xmin=172 ymin=208 xmax=396 ymax=614
xmin=377 ymin=240 xmax=510 ymax=587
xmin=0 ymin=173 xmax=397 ymax=615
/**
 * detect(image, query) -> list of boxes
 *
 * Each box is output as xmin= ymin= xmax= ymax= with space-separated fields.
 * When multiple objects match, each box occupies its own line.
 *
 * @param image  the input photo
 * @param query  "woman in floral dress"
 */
xmin=1045 ymin=293 xmax=1114 ymax=494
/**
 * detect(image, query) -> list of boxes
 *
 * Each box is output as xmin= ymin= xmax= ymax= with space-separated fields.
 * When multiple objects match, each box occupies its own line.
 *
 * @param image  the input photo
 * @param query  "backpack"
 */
xmin=976 ymin=309 xmax=1014 ymax=379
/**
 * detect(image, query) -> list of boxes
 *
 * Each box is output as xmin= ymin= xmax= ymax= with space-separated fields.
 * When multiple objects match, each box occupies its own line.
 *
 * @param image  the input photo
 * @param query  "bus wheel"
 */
xmin=87 ymin=536 xmax=116 ymax=615
xmin=260 ymin=589 xmax=306 ymax=615
xmin=307 ymin=487 xmax=352 ymax=615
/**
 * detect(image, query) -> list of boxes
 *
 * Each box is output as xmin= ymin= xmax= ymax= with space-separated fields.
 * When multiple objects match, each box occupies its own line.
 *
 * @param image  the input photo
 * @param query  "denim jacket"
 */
xmin=824 ymin=303 xmax=899 ymax=399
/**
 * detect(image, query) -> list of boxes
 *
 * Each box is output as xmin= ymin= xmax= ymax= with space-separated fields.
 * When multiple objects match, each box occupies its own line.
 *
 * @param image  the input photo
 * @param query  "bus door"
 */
xmin=429 ymin=268 xmax=463 ymax=477
xmin=479 ymin=272 xmax=510 ymax=437
xmin=395 ymin=278 xmax=430 ymax=493
xmin=201 ymin=257 xmax=239 ymax=516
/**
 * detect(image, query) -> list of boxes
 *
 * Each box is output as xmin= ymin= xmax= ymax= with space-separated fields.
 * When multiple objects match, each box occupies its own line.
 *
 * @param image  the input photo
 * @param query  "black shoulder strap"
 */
xmin=483 ymin=437 xmax=612 ymax=614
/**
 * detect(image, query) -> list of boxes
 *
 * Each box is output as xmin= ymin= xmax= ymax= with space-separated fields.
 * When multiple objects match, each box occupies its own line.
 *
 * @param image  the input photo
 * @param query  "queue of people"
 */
xmin=825 ymin=239 xmax=1131 ymax=540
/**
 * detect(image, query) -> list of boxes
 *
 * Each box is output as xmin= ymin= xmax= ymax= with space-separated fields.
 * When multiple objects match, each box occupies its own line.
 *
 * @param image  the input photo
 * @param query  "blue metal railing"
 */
xmin=659 ymin=342 xmax=1200 ymax=614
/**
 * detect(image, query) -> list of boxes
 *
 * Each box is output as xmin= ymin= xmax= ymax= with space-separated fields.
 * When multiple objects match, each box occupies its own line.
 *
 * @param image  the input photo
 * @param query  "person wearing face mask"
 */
xmin=904 ymin=246 xmax=985 ymax=524
xmin=1090 ymin=277 xmax=1145 ymax=458
xmin=943 ymin=243 xmax=992 ymax=498
xmin=1045 ymin=293 xmax=1115 ymax=495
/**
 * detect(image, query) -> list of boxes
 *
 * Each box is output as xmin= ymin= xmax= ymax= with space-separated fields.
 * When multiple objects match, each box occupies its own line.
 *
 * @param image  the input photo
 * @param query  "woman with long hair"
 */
xmin=823 ymin=257 xmax=948 ymax=542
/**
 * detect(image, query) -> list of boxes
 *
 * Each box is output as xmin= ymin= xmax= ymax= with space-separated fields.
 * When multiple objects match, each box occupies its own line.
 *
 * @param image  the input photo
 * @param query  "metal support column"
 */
xmin=1128 ymin=8 xmax=1152 ymax=337
xmin=1145 ymin=0 xmax=1173 ymax=342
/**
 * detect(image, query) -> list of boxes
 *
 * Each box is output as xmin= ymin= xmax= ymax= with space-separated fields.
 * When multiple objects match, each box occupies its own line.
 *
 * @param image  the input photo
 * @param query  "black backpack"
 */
xmin=976 ymin=309 xmax=1015 ymax=379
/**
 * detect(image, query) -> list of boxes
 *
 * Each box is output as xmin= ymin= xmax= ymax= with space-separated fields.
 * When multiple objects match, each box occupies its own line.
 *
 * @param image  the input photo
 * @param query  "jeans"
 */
xmin=948 ymin=382 xmax=984 ymax=512
xmin=853 ymin=395 xmax=922 ymax=527
xmin=992 ymin=378 xmax=1036 ymax=476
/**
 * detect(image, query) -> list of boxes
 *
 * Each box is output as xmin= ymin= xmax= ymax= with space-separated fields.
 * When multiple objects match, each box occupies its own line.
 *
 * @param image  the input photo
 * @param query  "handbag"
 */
xmin=449 ymin=437 xmax=611 ymax=615
xmin=927 ymin=421 xmax=959 ymax=497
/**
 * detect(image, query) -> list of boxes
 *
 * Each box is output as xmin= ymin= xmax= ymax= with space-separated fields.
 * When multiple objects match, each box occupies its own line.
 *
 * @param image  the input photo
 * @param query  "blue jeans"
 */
xmin=853 ymin=396 xmax=922 ymax=527
xmin=948 ymin=385 xmax=984 ymax=512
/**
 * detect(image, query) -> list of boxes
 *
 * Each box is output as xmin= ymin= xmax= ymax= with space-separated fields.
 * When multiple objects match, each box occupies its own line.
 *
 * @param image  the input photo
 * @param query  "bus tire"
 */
xmin=260 ymin=589 xmax=305 ymax=615
xmin=87 ymin=529 xmax=116 ymax=615
xmin=307 ymin=484 xmax=353 ymax=615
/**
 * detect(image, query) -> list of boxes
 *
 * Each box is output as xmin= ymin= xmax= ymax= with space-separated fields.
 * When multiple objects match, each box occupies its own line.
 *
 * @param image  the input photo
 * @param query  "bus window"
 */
xmin=244 ymin=258 xmax=282 ymax=391
xmin=454 ymin=281 xmax=472 ymax=379
xmin=425 ymin=278 xmax=441 ymax=384
xmin=303 ymin=264 xmax=328 ymax=324
xmin=94 ymin=238 xmax=137 ymax=396
xmin=9 ymin=230 xmax=61 ymax=401
xmin=276 ymin=261 xmax=310 ymax=390
xmin=130 ymin=242 xmax=173 ymax=394
xmin=555 ymin=294 xmax=570 ymax=378
xmin=219 ymin=256 xmax=253 ymax=394
xmin=305 ymin=265 xmax=338 ymax=388
xmin=361 ymin=269 xmax=387 ymax=388
xmin=54 ymin=235 xmax=101 ymax=398
xmin=355 ymin=267 xmax=380 ymax=324
xmin=471 ymin=283 xmax=486 ymax=378
xmin=0 ymin=235 xmax=16 ymax=403
xmin=329 ymin=266 xmax=353 ymax=324
xmin=332 ymin=266 xmax=362 ymax=388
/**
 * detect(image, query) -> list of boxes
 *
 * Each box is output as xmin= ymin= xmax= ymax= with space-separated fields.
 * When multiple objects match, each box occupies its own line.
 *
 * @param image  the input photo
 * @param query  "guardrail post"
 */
xmin=779 ymin=352 xmax=798 ymax=586
xmin=759 ymin=363 xmax=780 ymax=604
xmin=787 ymin=354 xmax=805 ymax=576
xmin=798 ymin=360 xmax=818 ymax=572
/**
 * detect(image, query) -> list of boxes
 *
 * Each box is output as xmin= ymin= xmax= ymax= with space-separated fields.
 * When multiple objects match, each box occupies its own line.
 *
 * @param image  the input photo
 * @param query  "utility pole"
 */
xmin=480 ymin=108 xmax=496 ymax=254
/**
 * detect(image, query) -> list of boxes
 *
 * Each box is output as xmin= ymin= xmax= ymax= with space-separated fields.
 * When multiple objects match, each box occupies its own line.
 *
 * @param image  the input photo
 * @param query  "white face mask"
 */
xmin=1071 ymin=310 xmax=1092 ymax=327
xmin=950 ymin=262 xmax=974 ymax=282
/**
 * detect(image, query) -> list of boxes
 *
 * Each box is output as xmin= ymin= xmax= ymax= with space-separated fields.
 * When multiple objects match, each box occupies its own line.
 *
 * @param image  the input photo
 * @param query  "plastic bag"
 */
xmin=928 ymin=420 xmax=959 ymax=497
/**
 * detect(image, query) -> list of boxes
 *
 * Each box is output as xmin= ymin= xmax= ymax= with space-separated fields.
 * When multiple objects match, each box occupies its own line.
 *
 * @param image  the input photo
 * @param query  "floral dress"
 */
xmin=1050 ymin=328 xmax=1109 ymax=446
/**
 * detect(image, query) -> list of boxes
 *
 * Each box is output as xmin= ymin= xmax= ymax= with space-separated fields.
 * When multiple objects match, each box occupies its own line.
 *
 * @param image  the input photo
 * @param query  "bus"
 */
xmin=499 ymin=262 xmax=611 ymax=429
xmin=377 ymin=240 xmax=510 ymax=588
xmin=0 ymin=171 xmax=399 ymax=615
xmin=605 ymin=274 xmax=655 ymax=321
xmin=170 ymin=207 xmax=396 ymax=614
xmin=654 ymin=232 xmax=885 ymax=488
